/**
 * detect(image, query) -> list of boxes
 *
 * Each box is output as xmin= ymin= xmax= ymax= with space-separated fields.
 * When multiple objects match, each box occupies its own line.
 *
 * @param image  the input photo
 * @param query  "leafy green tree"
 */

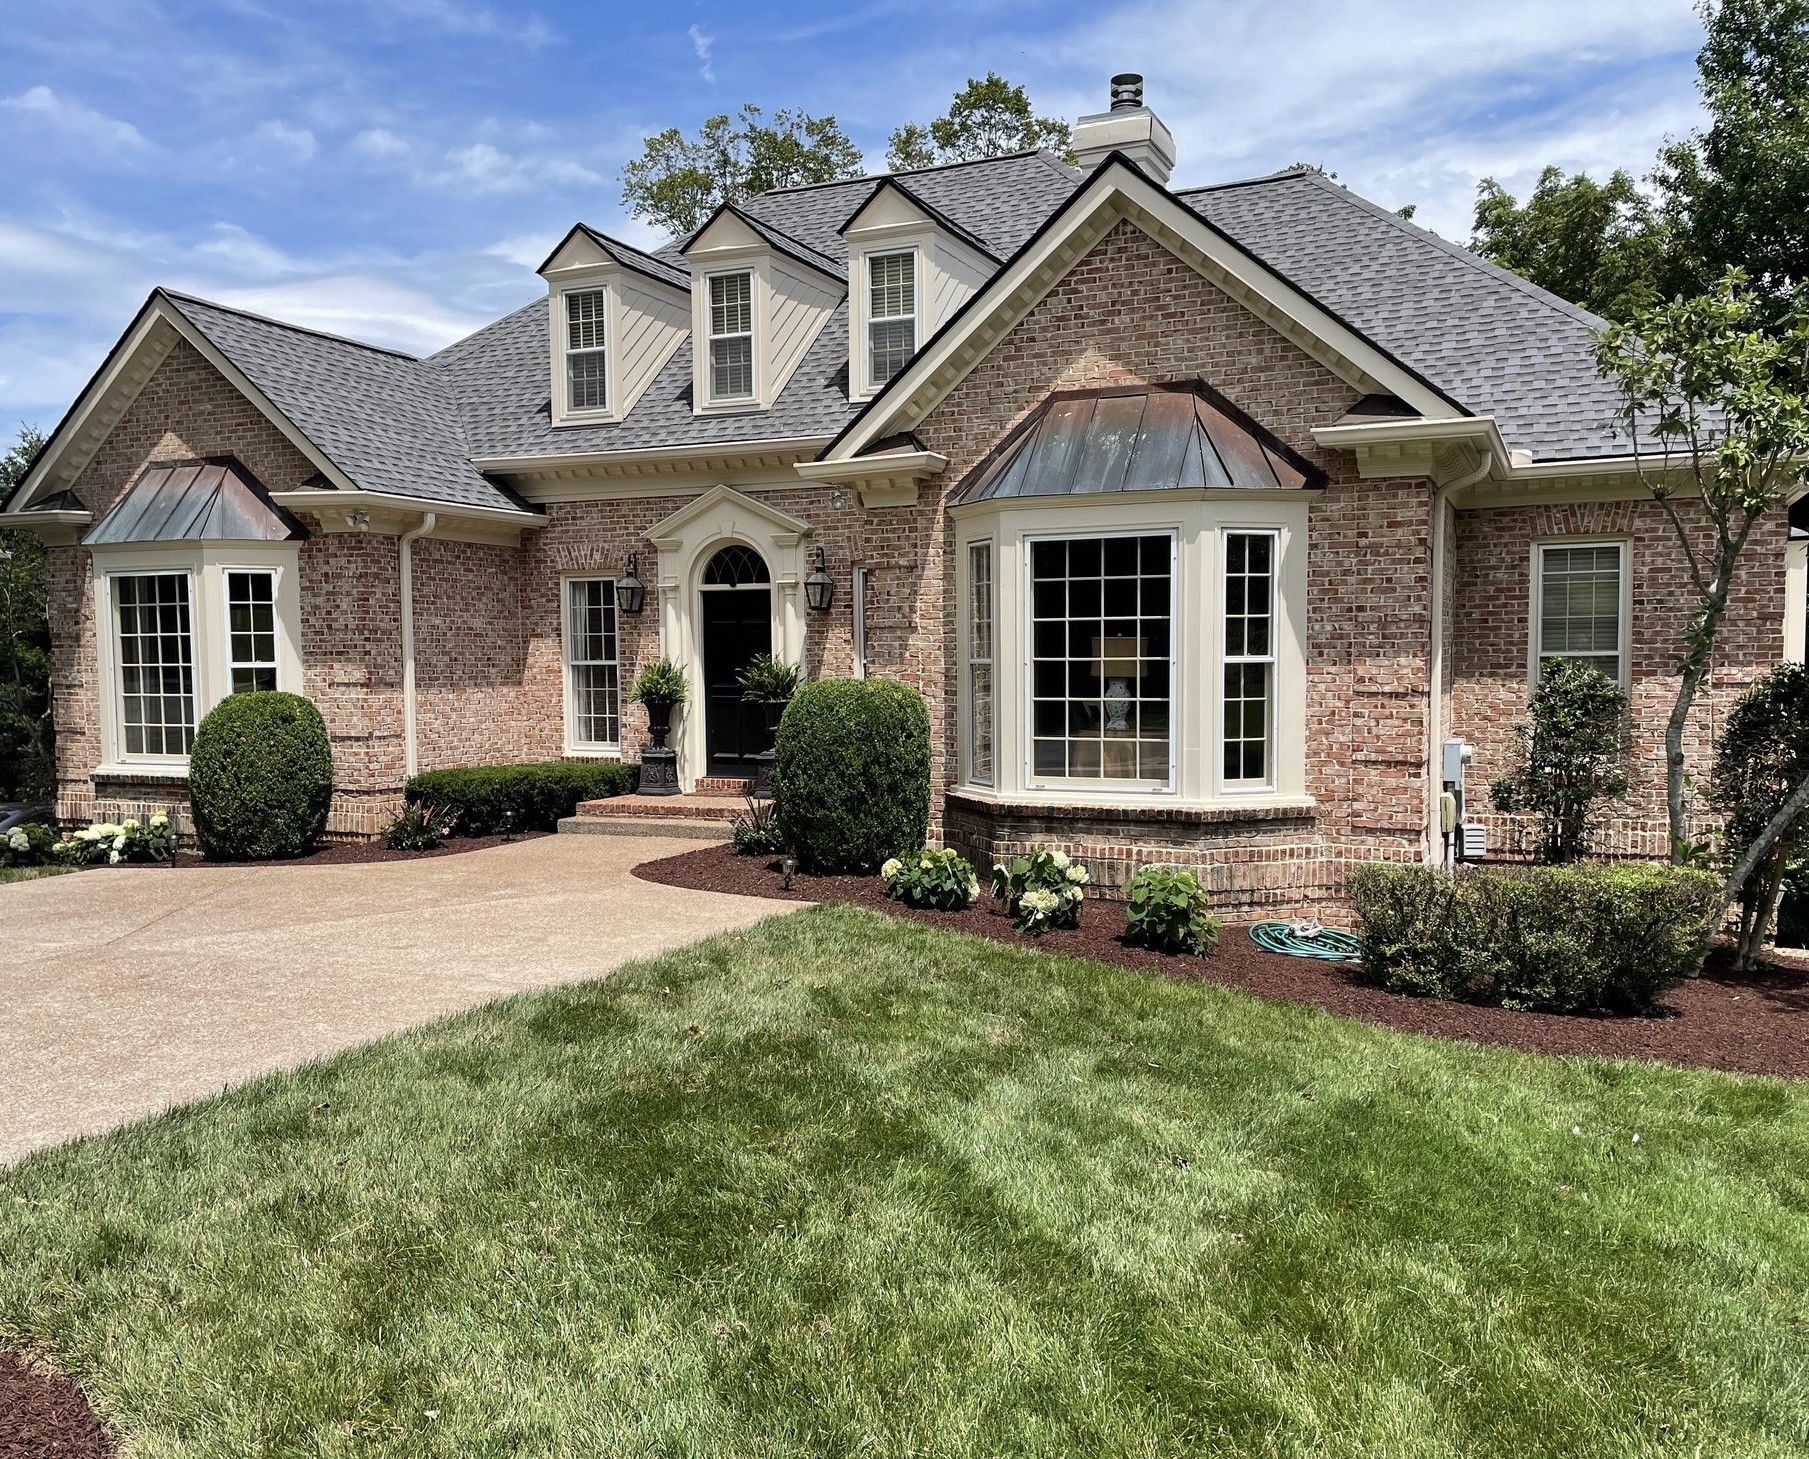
xmin=1710 ymin=663 xmax=1809 ymax=968
xmin=1488 ymin=657 xmax=1631 ymax=864
xmin=1658 ymin=0 xmax=1809 ymax=327
xmin=886 ymin=74 xmax=1071 ymax=171
xmin=1594 ymin=276 xmax=1809 ymax=861
xmin=620 ymin=105 xmax=863 ymax=237
xmin=0 ymin=424 xmax=52 ymax=801
xmin=1471 ymin=166 xmax=1671 ymax=321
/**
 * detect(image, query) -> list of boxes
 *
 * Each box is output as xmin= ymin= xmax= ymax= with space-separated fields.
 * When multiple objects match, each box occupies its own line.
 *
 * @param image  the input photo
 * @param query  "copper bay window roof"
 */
xmin=948 ymin=381 xmax=1327 ymax=505
xmin=83 ymin=457 xmax=308 ymax=545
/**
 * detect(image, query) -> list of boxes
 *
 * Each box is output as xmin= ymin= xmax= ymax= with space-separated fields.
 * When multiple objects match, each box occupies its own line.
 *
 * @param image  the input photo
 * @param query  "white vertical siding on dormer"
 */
xmin=766 ymin=256 xmax=840 ymax=401
xmin=616 ymin=276 xmax=689 ymax=416
xmin=930 ymin=243 xmax=992 ymax=334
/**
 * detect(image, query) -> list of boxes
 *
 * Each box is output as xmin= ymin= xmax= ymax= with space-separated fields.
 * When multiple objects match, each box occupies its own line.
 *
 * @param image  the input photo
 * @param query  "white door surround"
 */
xmin=647 ymin=484 xmax=814 ymax=790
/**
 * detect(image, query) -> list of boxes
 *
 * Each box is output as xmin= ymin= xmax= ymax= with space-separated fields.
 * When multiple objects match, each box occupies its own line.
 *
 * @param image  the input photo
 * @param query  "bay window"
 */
xmin=115 ymin=572 xmax=196 ymax=758
xmin=565 ymin=578 xmax=621 ymax=751
xmin=226 ymin=570 xmax=278 ymax=693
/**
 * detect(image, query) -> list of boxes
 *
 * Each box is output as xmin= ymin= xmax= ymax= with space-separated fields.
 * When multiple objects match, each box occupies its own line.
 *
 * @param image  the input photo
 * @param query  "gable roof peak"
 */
xmin=157 ymin=288 xmax=419 ymax=362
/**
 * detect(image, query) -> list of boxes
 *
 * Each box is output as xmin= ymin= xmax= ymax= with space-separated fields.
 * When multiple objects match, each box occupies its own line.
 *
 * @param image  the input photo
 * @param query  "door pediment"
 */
xmin=647 ymin=484 xmax=812 ymax=552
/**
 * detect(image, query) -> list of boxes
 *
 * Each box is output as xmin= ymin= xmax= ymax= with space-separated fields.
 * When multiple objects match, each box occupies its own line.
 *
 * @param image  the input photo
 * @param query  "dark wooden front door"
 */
xmin=701 ymin=587 xmax=772 ymax=774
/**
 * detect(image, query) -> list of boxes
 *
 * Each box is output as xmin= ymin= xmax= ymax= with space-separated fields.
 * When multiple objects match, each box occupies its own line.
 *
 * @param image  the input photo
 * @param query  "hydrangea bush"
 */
xmin=53 ymin=814 xmax=176 ymax=867
xmin=881 ymin=848 xmax=980 ymax=911
xmin=2 ymin=822 xmax=56 ymax=867
xmin=1123 ymin=865 xmax=1222 ymax=956
xmin=989 ymin=847 xmax=1089 ymax=934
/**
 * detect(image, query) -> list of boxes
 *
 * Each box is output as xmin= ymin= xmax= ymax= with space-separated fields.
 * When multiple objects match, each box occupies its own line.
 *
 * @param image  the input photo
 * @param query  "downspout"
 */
xmin=1426 ymin=451 xmax=1493 ymax=863
xmin=399 ymin=512 xmax=437 ymax=779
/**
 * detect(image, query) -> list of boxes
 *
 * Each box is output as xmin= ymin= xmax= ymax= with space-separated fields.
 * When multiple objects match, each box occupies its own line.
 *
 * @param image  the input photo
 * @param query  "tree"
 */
xmin=0 ymin=424 xmax=52 ymax=802
xmin=1594 ymin=275 xmax=1809 ymax=862
xmin=1471 ymin=166 xmax=1671 ymax=321
xmin=1488 ymin=657 xmax=1631 ymax=863
xmin=621 ymin=105 xmax=863 ymax=237
xmin=886 ymin=74 xmax=1071 ymax=172
xmin=1658 ymin=0 xmax=1809 ymax=327
xmin=1710 ymin=663 xmax=1809 ymax=968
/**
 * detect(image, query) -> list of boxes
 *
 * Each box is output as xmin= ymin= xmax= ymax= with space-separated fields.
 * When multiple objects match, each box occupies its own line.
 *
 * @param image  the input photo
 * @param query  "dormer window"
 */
xmin=564 ymin=287 xmax=608 ymax=412
xmin=867 ymin=251 xmax=917 ymax=387
xmin=708 ymin=271 xmax=755 ymax=402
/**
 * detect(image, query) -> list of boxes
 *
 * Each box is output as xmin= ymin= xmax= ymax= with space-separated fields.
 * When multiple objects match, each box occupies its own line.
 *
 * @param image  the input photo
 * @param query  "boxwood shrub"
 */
xmin=404 ymin=760 xmax=637 ymax=835
xmin=1348 ymin=861 xmax=1719 ymax=1014
xmin=188 ymin=691 xmax=333 ymax=860
xmin=773 ymin=677 xmax=930 ymax=874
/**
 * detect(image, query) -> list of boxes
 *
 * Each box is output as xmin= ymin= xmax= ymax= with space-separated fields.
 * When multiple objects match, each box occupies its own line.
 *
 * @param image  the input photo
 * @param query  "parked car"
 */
xmin=0 ymin=803 xmax=55 ymax=836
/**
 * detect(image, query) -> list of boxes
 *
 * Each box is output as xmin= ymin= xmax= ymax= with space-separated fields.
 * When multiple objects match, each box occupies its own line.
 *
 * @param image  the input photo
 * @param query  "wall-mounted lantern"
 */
xmin=615 ymin=552 xmax=646 ymax=615
xmin=803 ymin=546 xmax=834 ymax=612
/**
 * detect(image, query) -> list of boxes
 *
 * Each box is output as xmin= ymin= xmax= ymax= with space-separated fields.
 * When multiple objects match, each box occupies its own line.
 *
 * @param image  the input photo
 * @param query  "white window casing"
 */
xmin=952 ymin=495 xmax=1310 ymax=811
xmin=1787 ymin=538 xmax=1807 ymax=663
xmin=866 ymin=250 xmax=917 ymax=389
xmin=1531 ymin=539 xmax=1630 ymax=686
xmin=967 ymin=541 xmax=994 ymax=785
xmin=563 ymin=577 xmax=622 ymax=754
xmin=563 ymin=286 xmax=609 ymax=414
xmin=853 ymin=565 xmax=870 ymax=679
xmin=90 ymin=542 xmax=303 ymax=776
xmin=1221 ymin=530 xmax=1278 ymax=790
xmin=707 ymin=270 xmax=756 ymax=404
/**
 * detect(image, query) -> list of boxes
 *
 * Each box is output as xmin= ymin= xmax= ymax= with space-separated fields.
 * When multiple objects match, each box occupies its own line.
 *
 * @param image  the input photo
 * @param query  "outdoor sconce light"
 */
xmin=615 ymin=553 xmax=646 ymax=615
xmin=803 ymin=546 xmax=834 ymax=612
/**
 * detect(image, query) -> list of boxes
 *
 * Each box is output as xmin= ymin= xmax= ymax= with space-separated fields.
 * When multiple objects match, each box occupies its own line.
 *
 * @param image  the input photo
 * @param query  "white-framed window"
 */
xmin=853 ymin=566 xmax=870 ymax=679
xmin=565 ymin=578 xmax=621 ymax=750
xmin=707 ymin=271 xmax=755 ymax=402
xmin=1221 ymin=530 xmax=1276 ymax=789
xmin=564 ymin=287 xmax=608 ymax=413
xmin=867 ymin=250 xmax=917 ymax=387
xmin=1535 ymin=541 xmax=1627 ymax=684
xmin=1027 ymin=532 xmax=1174 ymax=789
xmin=968 ymin=541 xmax=994 ymax=785
xmin=113 ymin=571 xmax=196 ymax=758
xmin=225 ymin=569 xmax=278 ymax=693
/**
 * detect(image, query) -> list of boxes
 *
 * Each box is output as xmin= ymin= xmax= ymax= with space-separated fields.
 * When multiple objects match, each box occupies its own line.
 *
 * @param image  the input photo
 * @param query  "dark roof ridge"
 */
xmin=1286 ymin=167 xmax=1611 ymax=335
xmin=159 ymin=289 xmax=422 ymax=361
xmin=1171 ymin=168 xmax=1320 ymax=197
xmin=834 ymin=175 xmax=1001 ymax=260
xmin=753 ymin=147 xmax=1074 ymax=200
xmin=683 ymin=200 xmax=844 ymax=280
xmin=424 ymin=294 xmax=545 ymax=365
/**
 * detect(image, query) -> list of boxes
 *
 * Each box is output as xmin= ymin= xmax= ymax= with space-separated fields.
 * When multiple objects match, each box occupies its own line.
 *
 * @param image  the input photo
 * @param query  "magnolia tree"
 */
xmin=1593 ymin=274 xmax=1809 ymax=866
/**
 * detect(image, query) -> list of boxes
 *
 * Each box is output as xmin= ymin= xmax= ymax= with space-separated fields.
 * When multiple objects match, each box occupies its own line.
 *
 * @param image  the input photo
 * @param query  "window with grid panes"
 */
xmin=565 ymin=579 xmax=620 ymax=748
xmin=708 ymin=272 xmax=754 ymax=400
xmin=1537 ymin=543 xmax=1625 ymax=682
xmin=564 ymin=288 xmax=608 ymax=411
xmin=1029 ymin=534 xmax=1172 ymax=786
xmin=967 ymin=542 xmax=994 ymax=784
xmin=1222 ymin=531 xmax=1276 ymax=786
xmin=226 ymin=570 xmax=278 ymax=693
xmin=114 ymin=573 xmax=195 ymax=757
xmin=867 ymin=251 xmax=916 ymax=386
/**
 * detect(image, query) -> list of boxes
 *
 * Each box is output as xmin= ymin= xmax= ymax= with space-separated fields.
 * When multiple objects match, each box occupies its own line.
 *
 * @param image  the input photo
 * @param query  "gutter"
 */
xmin=1426 ymin=450 xmax=1494 ymax=864
xmin=399 ymin=512 xmax=437 ymax=780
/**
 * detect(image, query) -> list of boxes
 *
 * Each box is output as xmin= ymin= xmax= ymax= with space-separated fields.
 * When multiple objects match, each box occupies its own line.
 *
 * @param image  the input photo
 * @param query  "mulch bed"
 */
xmin=164 ymin=830 xmax=550 ymax=869
xmin=0 ymin=1349 xmax=115 ymax=1459
xmin=635 ymin=844 xmax=1809 ymax=1081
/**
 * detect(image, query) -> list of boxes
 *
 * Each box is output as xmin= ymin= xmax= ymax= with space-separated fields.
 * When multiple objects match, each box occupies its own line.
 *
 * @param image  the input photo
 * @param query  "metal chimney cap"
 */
xmin=1109 ymin=73 xmax=1145 ymax=111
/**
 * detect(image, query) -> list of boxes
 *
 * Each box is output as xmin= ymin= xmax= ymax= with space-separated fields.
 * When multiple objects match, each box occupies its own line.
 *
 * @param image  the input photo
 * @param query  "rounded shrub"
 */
xmin=773 ymin=677 xmax=930 ymax=874
xmin=188 ymin=691 xmax=333 ymax=859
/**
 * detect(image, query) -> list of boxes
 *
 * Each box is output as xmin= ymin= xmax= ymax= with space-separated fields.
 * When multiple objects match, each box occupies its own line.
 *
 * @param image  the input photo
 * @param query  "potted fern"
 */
xmin=738 ymin=653 xmax=800 ymax=796
xmin=628 ymin=657 xmax=688 ymax=795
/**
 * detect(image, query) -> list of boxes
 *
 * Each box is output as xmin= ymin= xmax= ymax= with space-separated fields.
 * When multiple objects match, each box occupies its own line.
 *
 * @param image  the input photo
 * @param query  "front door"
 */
xmin=700 ymin=545 xmax=773 ymax=776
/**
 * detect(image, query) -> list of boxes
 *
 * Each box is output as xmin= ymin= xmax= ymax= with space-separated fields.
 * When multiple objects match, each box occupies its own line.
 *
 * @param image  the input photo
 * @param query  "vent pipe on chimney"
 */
xmin=1072 ymin=73 xmax=1175 ymax=184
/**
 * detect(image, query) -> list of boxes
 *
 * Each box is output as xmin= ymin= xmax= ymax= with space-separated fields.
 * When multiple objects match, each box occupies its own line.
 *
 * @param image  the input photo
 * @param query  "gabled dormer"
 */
xmin=838 ymin=178 xmax=1000 ymax=403
xmin=679 ymin=204 xmax=843 ymax=414
xmin=538 ymin=225 xmax=691 ymax=427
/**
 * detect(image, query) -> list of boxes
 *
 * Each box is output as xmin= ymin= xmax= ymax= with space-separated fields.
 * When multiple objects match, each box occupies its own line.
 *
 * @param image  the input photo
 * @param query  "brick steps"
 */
xmin=560 ymin=790 xmax=753 ymax=843
xmin=558 ymin=813 xmax=730 ymax=842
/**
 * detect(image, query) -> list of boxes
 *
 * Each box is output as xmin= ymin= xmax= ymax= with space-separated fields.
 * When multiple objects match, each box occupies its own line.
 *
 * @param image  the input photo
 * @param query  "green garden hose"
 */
xmin=1249 ymin=920 xmax=1363 ymax=962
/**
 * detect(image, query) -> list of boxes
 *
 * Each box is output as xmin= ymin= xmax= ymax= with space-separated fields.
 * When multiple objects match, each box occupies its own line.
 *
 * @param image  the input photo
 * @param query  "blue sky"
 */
xmin=0 ymin=0 xmax=1707 ymax=434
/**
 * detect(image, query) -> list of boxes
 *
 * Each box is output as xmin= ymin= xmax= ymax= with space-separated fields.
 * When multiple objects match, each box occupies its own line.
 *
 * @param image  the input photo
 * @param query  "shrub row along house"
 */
xmin=2 ymin=78 xmax=1798 ymax=912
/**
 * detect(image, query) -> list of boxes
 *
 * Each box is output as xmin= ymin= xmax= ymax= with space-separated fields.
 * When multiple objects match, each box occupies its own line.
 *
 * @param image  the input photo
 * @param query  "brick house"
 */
xmin=4 ymin=79 xmax=1801 ymax=914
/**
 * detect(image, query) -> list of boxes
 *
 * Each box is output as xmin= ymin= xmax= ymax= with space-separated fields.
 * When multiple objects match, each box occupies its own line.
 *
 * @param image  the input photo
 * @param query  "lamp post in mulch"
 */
xmin=627 ymin=657 xmax=688 ymax=796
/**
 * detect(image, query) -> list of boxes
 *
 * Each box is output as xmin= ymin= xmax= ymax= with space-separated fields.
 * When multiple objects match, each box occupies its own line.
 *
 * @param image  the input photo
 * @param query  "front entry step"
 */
xmin=559 ymin=791 xmax=746 ymax=843
xmin=558 ymin=814 xmax=730 ymax=842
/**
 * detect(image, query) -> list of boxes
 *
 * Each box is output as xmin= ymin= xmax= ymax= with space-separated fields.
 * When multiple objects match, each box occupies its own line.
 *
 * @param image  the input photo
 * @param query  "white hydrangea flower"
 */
xmin=123 ymin=818 xmax=140 ymax=831
xmin=1021 ymin=888 xmax=1059 ymax=915
xmin=76 ymin=828 xmax=101 ymax=843
xmin=109 ymin=850 xmax=121 ymax=865
xmin=1065 ymin=865 xmax=1089 ymax=885
xmin=150 ymin=812 xmax=169 ymax=827
xmin=1049 ymin=850 xmax=1071 ymax=870
xmin=880 ymin=858 xmax=903 ymax=881
xmin=112 ymin=833 xmax=128 ymax=851
xmin=7 ymin=828 xmax=27 ymax=852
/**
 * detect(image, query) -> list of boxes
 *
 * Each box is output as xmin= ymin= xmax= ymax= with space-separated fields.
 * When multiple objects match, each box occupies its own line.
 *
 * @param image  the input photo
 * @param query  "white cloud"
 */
xmin=688 ymin=24 xmax=716 ymax=84
xmin=181 ymin=274 xmax=492 ymax=355
xmin=359 ymin=0 xmax=554 ymax=47
xmin=251 ymin=119 xmax=318 ymax=163
xmin=351 ymin=127 xmax=411 ymax=160
xmin=0 ymin=85 xmax=151 ymax=155
xmin=437 ymin=141 xmax=602 ymax=195
xmin=193 ymin=223 xmax=305 ymax=280
xmin=484 ymin=230 xmax=563 ymax=269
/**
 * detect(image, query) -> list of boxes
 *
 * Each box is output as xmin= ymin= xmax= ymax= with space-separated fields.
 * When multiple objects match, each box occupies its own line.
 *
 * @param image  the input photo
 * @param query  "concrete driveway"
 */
xmin=0 ymin=835 xmax=790 ymax=1165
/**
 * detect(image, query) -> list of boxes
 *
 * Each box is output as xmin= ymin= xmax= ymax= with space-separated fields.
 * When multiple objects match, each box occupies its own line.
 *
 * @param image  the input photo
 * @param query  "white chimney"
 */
xmin=1071 ymin=73 xmax=1175 ymax=185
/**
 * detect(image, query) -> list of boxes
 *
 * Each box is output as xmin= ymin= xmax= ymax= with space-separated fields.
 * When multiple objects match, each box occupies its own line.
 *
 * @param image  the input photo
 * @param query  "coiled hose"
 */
xmin=1248 ymin=920 xmax=1363 ymax=962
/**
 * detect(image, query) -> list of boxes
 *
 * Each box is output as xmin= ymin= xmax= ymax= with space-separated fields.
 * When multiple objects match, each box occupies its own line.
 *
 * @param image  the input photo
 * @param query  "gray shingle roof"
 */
xmin=1179 ymin=170 xmax=1632 ymax=460
xmin=683 ymin=204 xmax=844 ymax=281
xmin=569 ymin=226 xmax=690 ymax=291
xmin=163 ymin=293 xmax=527 ymax=513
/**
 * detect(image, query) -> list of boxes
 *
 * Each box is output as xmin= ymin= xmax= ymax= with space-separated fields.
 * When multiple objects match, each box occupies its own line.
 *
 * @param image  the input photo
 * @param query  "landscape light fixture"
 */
xmin=803 ymin=546 xmax=834 ymax=612
xmin=615 ymin=553 xmax=646 ymax=615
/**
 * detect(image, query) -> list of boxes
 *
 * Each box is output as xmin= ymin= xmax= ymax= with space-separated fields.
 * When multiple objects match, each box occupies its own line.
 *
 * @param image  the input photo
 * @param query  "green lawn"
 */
xmin=3 ymin=906 xmax=1806 ymax=1458
xmin=0 ymin=863 xmax=69 ymax=884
